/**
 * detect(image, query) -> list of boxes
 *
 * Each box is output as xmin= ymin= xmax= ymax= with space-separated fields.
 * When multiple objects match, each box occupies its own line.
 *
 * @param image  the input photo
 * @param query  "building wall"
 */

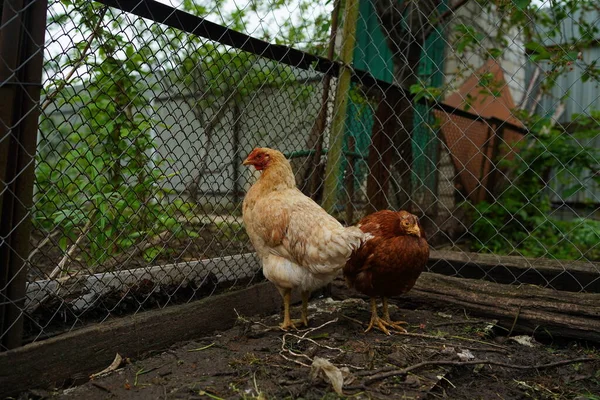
xmin=526 ymin=8 xmax=600 ymax=207
xmin=442 ymin=2 xmax=527 ymax=105
xmin=434 ymin=2 xmax=528 ymax=218
xmin=151 ymin=77 xmax=326 ymax=206
xmin=532 ymin=48 xmax=600 ymax=123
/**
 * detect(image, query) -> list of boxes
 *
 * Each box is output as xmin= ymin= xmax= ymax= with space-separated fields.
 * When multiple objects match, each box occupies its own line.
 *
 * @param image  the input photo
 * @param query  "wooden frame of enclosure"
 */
xmin=1 ymin=0 xmax=530 ymax=350
xmin=2 ymin=0 xmax=599 ymax=396
xmin=1 ymin=252 xmax=599 ymax=397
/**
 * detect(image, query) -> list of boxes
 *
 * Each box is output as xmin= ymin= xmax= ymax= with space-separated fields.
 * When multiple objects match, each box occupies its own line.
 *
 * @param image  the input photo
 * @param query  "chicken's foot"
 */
xmin=365 ymin=297 xmax=392 ymax=335
xmin=381 ymin=297 xmax=408 ymax=333
xmin=280 ymin=288 xmax=297 ymax=330
xmin=288 ymin=291 xmax=311 ymax=328
xmin=279 ymin=289 xmax=311 ymax=330
xmin=365 ymin=298 xmax=408 ymax=335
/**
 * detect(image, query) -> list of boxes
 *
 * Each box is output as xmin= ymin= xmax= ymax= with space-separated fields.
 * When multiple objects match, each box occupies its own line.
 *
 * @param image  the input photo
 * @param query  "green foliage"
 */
xmin=454 ymin=23 xmax=485 ymax=54
xmin=468 ymin=112 xmax=600 ymax=260
xmin=409 ymin=81 xmax=443 ymax=102
xmin=36 ymin=2 xmax=188 ymax=268
xmin=432 ymin=0 xmax=600 ymax=104
xmin=36 ymin=49 xmax=183 ymax=266
xmin=526 ymin=2 xmax=599 ymax=82
xmin=39 ymin=0 xmax=600 ymax=269
xmin=37 ymin=0 xmax=331 ymax=270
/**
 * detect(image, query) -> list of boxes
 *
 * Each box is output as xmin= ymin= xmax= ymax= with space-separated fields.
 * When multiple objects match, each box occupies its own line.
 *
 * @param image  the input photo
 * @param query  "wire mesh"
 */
xmin=0 ymin=0 xmax=599 ymax=350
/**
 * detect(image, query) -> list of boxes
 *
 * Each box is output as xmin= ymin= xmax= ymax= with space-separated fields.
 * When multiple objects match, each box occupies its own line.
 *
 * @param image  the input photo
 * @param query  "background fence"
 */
xmin=1 ymin=0 xmax=599 ymax=351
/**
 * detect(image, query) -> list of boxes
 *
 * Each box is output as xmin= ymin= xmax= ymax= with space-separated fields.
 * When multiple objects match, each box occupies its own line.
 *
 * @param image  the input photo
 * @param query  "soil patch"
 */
xmin=16 ymin=284 xmax=600 ymax=400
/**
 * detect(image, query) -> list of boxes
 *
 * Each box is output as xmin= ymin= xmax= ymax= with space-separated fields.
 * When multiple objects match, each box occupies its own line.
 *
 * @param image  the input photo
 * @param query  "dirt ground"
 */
xmin=18 ymin=282 xmax=600 ymax=400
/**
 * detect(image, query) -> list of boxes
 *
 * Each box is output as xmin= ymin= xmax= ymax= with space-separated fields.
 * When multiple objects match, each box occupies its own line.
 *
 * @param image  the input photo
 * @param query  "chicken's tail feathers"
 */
xmin=342 ymin=226 xmax=372 ymax=251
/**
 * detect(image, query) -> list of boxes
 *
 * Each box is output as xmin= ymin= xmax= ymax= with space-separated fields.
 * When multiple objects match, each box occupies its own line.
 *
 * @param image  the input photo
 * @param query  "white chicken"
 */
xmin=242 ymin=147 xmax=366 ymax=329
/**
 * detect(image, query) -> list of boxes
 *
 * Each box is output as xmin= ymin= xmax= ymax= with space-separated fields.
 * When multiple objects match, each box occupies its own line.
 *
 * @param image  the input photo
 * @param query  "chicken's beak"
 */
xmin=407 ymin=226 xmax=421 ymax=237
xmin=242 ymin=157 xmax=252 ymax=166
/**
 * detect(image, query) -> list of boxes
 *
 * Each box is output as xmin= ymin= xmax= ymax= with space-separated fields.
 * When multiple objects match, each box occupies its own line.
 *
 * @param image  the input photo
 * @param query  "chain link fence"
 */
xmin=1 ymin=0 xmax=599 ymax=350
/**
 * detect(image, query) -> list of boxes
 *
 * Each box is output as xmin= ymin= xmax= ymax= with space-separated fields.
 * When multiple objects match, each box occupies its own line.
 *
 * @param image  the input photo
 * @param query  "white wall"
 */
xmin=151 ymin=77 xmax=326 ymax=205
xmin=442 ymin=2 xmax=527 ymax=105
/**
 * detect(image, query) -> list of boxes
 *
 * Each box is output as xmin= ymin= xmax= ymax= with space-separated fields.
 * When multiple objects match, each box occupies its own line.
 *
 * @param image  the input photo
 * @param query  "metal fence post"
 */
xmin=487 ymin=119 xmax=505 ymax=202
xmin=321 ymin=0 xmax=360 ymax=214
xmin=0 ymin=0 xmax=49 ymax=350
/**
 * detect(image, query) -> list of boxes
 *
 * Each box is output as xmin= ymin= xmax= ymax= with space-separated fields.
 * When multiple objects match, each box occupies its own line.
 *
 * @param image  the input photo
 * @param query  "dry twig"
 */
xmin=432 ymin=319 xmax=491 ymax=328
xmin=278 ymin=319 xmax=366 ymax=372
xmin=234 ymin=308 xmax=280 ymax=331
xmin=280 ymin=319 xmax=339 ymax=367
xmin=345 ymin=357 xmax=599 ymax=388
xmin=445 ymin=335 xmax=508 ymax=350
xmin=50 ymin=218 xmax=94 ymax=279
xmin=507 ymin=306 xmax=522 ymax=337
xmin=341 ymin=314 xmax=508 ymax=350
xmin=28 ymin=230 xmax=60 ymax=263
xmin=90 ymin=353 xmax=125 ymax=379
xmin=90 ymin=382 xmax=112 ymax=393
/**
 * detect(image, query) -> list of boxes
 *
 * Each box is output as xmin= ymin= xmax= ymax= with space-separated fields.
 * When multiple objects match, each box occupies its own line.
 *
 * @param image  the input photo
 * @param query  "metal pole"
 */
xmin=304 ymin=0 xmax=341 ymax=198
xmin=345 ymin=136 xmax=356 ymax=224
xmin=0 ymin=0 xmax=49 ymax=350
xmin=321 ymin=0 xmax=360 ymax=214
xmin=232 ymin=102 xmax=241 ymax=204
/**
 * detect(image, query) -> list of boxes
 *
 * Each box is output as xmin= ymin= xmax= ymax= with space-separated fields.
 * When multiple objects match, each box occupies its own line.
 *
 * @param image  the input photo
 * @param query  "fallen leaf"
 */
xmin=457 ymin=349 xmax=475 ymax=361
xmin=90 ymin=353 xmax=124 ymax=379
xmin=508 ymin=335 xmax=536 ymax=347
xmin=436 ymin=312 xmax=453 ymax=319
xmin=310 ymin=357 xmax=345 ymax=395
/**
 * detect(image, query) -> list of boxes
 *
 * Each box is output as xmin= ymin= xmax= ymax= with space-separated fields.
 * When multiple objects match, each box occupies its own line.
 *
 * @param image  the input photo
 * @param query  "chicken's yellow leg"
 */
xmin=381 ymin=297 xmax=407 ymax=333
xmin=280 ymin=288 xmax=296 ymax=330
xmin=290 ymin=291 xmax=309 ymax=328
xmin=299 ymin=291 xmax=310 ymax=327
xmin=365 ymin=297 xmax=391 ymax=335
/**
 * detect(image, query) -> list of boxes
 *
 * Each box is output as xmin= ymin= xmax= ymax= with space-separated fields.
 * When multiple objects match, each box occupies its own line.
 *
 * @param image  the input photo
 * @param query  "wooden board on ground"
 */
xmin=428 ymin=250 xmax=600 ymax=293
xmin=0 ymin=281 xmax=291 ymax=398
xmin=408 ymin=272 xmax=600 ymax=342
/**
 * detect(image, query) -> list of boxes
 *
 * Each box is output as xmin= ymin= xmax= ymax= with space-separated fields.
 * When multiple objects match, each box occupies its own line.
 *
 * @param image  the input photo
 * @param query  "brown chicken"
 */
xmin=343 ymin=210 xmax=429 ymax=335
xmin=242 ymin=147 xmax=367 ymax=330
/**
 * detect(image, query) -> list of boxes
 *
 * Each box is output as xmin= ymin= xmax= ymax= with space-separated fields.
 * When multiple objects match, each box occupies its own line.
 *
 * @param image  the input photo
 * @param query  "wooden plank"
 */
xmin=0 ymin=281 xmax=287 ymax=398
xmin=407 ymin=272 xmax=600 ymax=342
xmin=428 ymin=250 xmax=600 ymax=293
